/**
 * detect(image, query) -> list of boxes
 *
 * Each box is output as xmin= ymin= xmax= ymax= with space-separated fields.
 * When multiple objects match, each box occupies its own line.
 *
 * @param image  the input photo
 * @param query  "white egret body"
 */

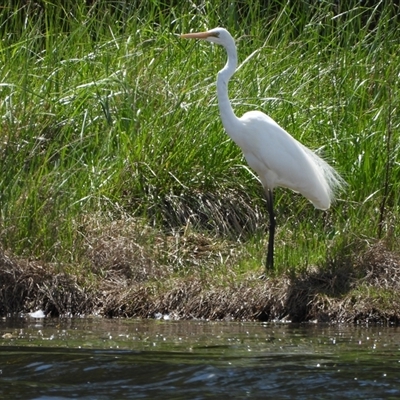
xmin=181 ymin=28 xmax=344 ymax=271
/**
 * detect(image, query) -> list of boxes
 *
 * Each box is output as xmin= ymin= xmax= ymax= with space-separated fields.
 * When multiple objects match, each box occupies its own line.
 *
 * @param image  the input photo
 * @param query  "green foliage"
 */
xmin=0 ymin=1 xmax=399 ymax=270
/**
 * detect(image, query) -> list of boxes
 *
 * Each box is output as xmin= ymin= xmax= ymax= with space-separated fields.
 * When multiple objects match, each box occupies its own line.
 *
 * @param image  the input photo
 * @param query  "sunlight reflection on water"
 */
xmin=1 ymin=318 xmax=400 ymax=399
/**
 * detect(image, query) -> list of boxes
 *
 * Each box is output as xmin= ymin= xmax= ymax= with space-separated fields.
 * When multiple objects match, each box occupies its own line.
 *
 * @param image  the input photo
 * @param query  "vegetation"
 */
xmin=0 ymin=1 xmax=399 ymax=321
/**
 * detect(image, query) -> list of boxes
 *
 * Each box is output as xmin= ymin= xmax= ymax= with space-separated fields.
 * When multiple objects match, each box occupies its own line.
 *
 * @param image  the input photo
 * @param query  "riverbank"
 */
xmin=1 ymin=2 xmax=399 ymax=323
xmin=1 ymin=215 xmax=399 ymax=324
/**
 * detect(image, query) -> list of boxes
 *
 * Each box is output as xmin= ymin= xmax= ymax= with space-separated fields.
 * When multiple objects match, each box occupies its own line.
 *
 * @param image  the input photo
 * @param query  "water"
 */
xmin=1 ymin=317 xmax=400 ymax=399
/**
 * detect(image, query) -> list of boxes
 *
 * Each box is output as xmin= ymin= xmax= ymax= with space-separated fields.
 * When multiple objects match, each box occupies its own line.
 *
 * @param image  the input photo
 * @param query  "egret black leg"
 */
xmin=265 ymin=188 xmax=276 ymax=271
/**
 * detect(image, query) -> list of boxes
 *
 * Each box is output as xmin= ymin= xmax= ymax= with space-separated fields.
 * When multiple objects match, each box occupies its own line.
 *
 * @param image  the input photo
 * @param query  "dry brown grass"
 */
xmin=1 ymin=216 xmax=400 ymax=324
xmin=304 ymin=243 xmax=400 ymax=324
xmin=0 ymin=251 xmax=95 ymax=316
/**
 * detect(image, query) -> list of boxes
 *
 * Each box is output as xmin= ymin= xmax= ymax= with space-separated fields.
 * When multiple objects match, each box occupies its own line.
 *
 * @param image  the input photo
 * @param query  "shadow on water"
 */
xmin=1 ymin=318 xmax=400 ymax=399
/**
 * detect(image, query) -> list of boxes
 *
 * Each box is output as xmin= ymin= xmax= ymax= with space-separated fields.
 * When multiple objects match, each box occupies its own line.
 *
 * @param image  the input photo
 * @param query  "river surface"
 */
xmin=1 ymin=317 xmax=400 ymax=399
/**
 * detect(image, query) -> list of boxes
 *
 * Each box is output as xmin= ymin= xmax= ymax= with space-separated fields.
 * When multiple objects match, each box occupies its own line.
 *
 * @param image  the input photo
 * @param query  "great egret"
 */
xmin=181 ymin=27 xmax=344 ymax=271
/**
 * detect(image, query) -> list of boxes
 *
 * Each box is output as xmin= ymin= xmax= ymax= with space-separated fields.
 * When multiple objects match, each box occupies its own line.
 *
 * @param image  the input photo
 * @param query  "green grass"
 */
xmin=0 ymin=1 xmax=399 ymax=274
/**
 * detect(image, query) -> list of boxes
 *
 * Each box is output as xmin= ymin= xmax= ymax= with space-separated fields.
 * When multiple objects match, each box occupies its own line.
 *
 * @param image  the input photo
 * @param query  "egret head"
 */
xmin=180 ymin=27 xmax=234 ymax=48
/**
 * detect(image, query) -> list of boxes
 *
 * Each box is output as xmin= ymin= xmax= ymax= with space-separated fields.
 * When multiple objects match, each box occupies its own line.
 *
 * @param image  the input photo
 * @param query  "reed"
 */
xmin=0 ymin=1 xmax=399 ymax=273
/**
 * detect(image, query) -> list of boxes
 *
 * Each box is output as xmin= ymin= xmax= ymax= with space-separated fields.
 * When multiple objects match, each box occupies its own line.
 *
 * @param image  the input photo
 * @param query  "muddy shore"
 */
xmin=1 ymin=238 xmax=399 ymax=324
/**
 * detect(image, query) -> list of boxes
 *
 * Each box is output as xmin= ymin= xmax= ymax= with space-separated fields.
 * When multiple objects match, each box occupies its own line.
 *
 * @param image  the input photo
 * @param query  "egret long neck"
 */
xmin=217 ymin=42 xmax=241 ymax=137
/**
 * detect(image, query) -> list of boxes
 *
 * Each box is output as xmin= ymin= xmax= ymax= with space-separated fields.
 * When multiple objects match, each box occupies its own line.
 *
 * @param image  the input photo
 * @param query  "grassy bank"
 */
xmin=1 ymin=1 xmax=399 ymax=321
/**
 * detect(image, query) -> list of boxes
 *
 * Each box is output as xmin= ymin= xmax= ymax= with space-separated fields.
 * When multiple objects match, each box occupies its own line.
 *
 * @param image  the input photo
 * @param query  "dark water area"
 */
xmin=1 ymin=317 xmax=400 ymax=399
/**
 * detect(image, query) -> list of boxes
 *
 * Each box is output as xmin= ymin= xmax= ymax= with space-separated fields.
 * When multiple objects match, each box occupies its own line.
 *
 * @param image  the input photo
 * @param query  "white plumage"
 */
xmin=181 ymin=27 xmax=345 ymax=270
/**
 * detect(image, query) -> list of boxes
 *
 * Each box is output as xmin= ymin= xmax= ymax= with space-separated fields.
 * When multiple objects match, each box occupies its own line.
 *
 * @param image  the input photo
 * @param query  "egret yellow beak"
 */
xmin=180 ymin=31 xmax=218 ymax=39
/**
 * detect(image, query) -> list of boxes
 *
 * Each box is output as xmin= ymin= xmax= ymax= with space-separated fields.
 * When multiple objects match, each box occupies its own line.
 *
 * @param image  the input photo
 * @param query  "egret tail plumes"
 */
xmin=300 ymin=145 xmax=345 ymax=210
xmin=181 ymin=27 xmax=345 ymax=271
